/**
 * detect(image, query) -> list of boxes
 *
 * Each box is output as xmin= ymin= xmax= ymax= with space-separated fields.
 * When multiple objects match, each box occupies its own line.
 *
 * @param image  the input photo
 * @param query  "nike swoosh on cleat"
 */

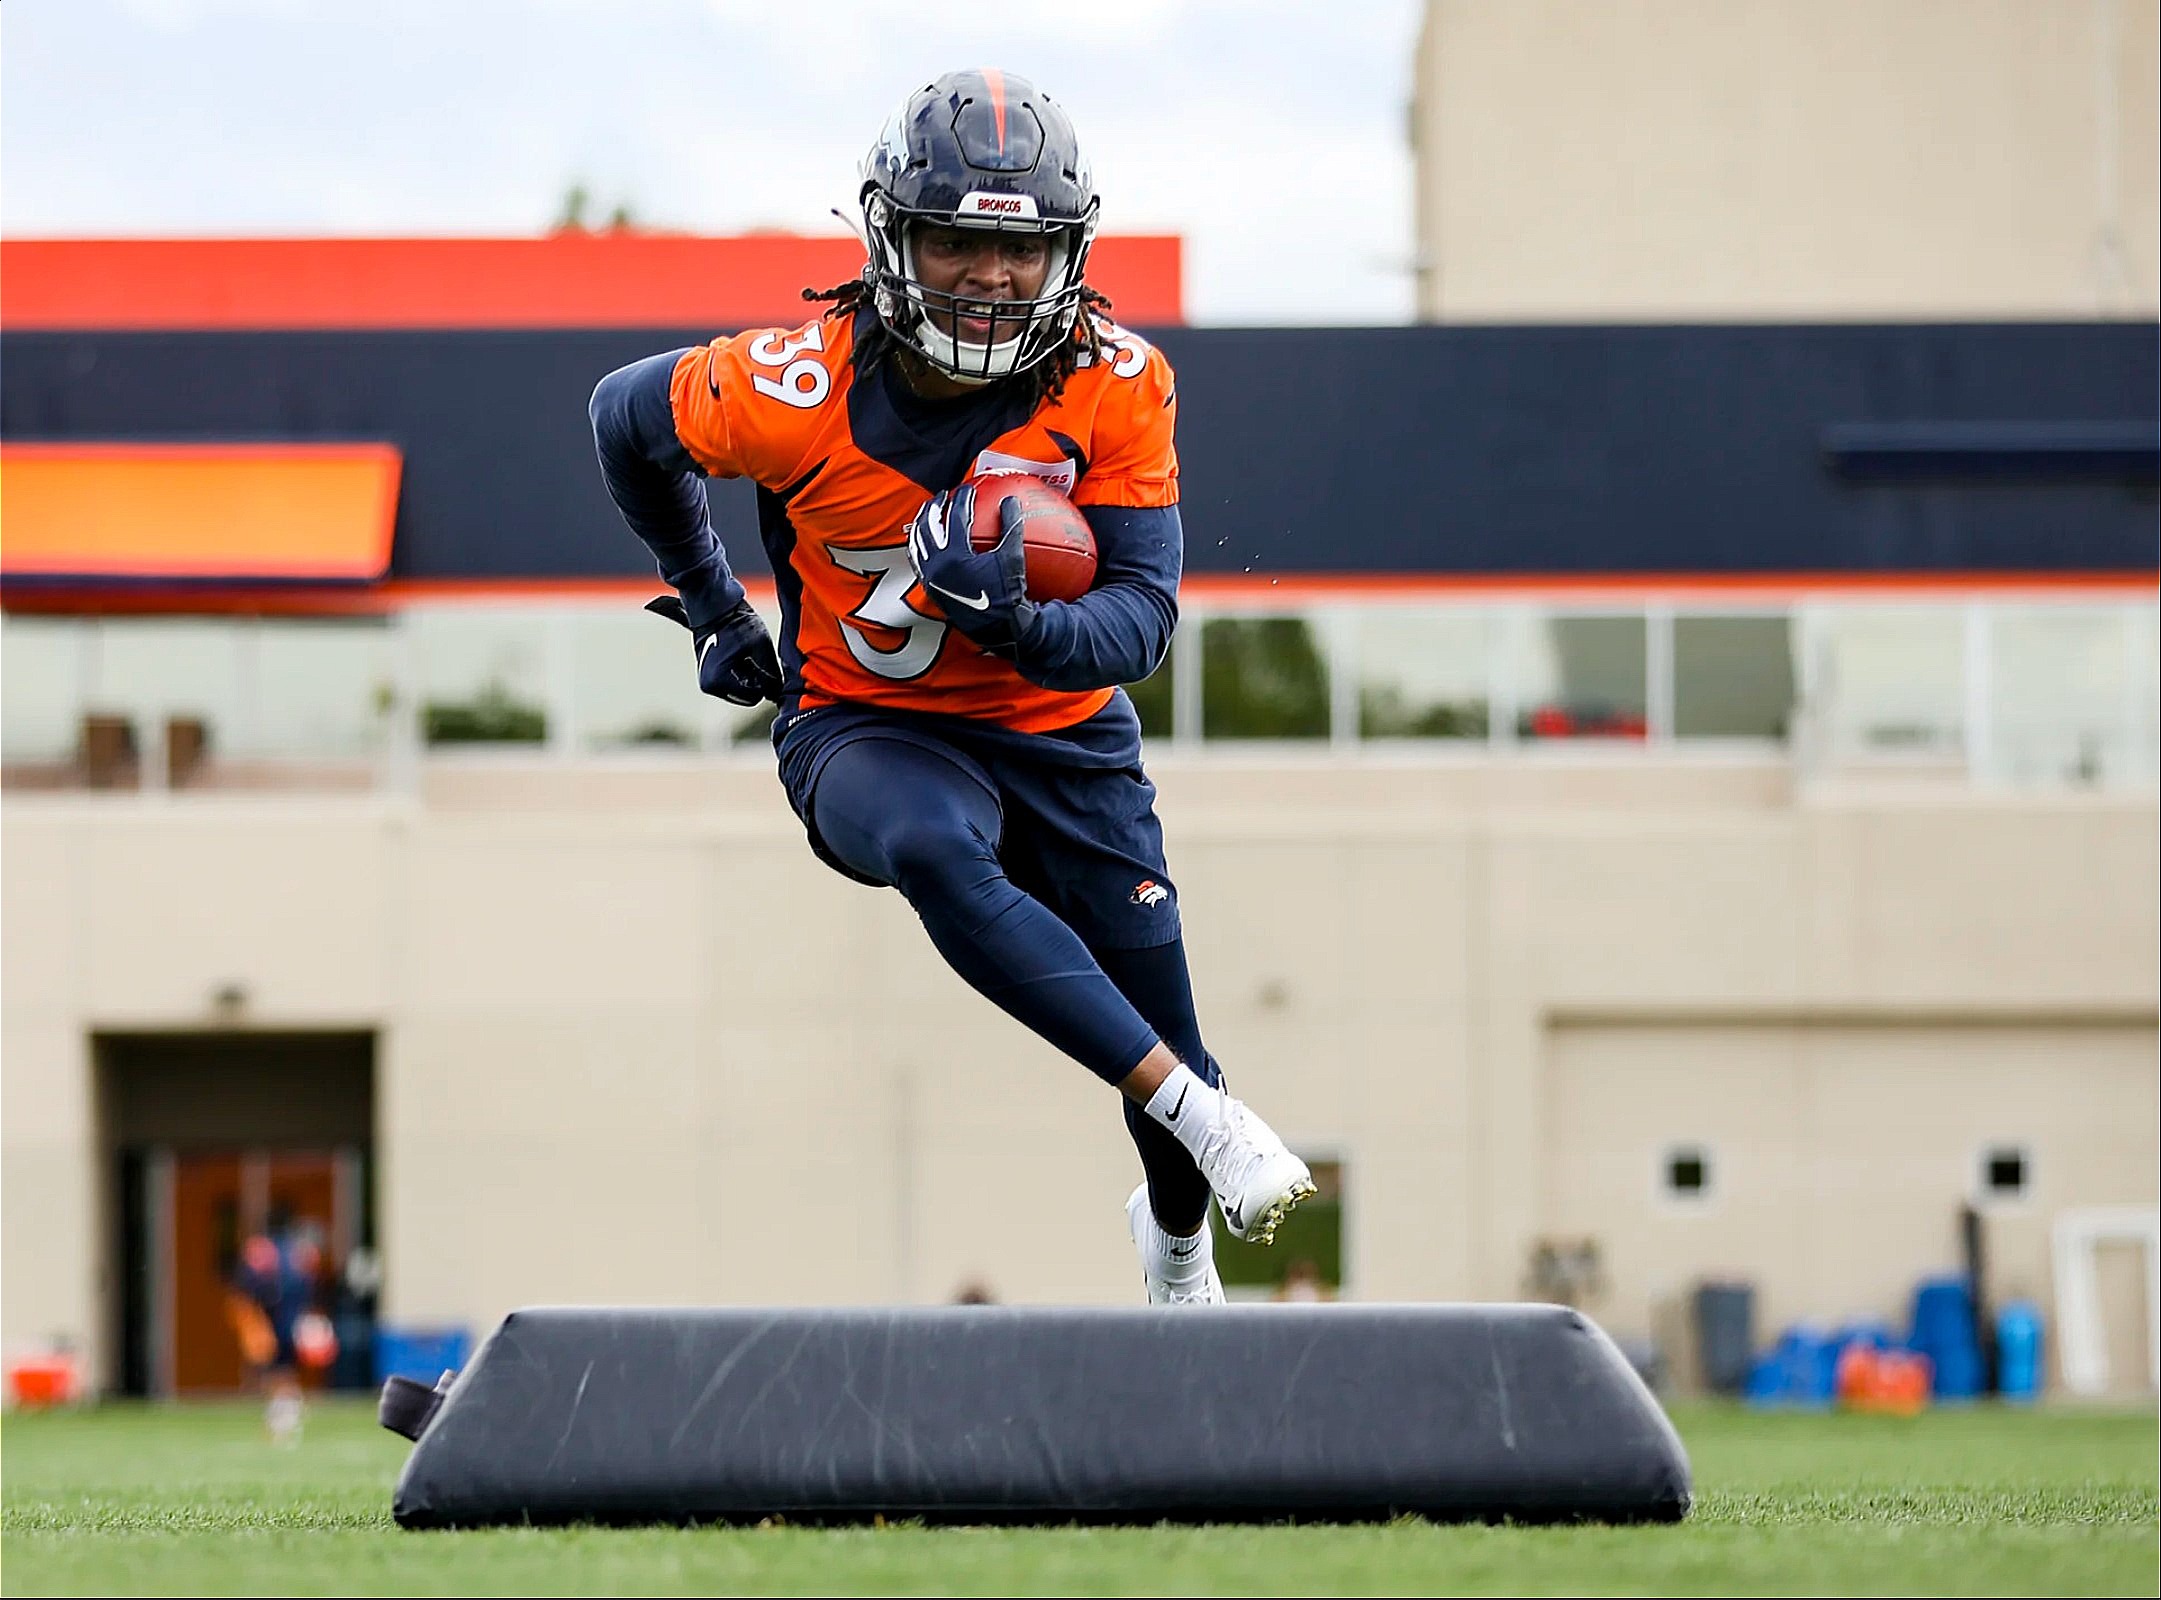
xmin=698 ymin=634 xmax=720 ymax=665
xmin=930 ymin=583 xmax=992 ymax=611
xmin=1225 ymin=1200 xmax=1245 ymax=1231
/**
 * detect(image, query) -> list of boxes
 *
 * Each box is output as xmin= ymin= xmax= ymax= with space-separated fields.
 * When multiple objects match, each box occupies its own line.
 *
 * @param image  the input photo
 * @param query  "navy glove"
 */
xmin=644 ymin=594 xmax=783 ymax=707
xmin=904 ymin=483 xmax=1037 ymax=657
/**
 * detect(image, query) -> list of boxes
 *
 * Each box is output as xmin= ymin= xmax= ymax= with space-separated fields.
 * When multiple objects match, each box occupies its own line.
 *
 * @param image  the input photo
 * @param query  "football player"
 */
xmin=227 ymin=1215 xmax=333 ymax=1443
xmin=591 ymin=68 xmax=1313 ymax=1304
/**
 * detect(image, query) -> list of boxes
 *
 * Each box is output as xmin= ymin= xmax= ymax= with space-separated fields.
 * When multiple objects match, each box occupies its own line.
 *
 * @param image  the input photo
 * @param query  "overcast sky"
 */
xmin=2 ymin=0 xmax=1424 ymax=325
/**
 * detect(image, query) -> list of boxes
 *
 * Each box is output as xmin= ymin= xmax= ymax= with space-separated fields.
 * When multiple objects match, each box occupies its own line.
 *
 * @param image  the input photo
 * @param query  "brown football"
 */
xmin=964 ymin=472 xmax=1098 ymax=604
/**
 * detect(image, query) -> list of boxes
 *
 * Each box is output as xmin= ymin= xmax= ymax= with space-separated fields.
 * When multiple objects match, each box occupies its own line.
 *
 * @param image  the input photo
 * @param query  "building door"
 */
xmin=100 ymin=1031 xmax=375 ymax=1397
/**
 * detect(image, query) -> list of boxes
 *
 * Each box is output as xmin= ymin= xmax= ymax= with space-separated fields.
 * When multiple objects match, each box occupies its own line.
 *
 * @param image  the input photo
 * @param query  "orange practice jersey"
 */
xmin=667 ymin=309 xmax=1178 ymax=734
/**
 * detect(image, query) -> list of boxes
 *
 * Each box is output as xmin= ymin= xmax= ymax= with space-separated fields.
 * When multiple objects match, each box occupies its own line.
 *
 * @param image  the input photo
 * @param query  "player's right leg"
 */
xmin=802 ymin=732 xmax=1165 ymax=1087
xmin=989 ymin=765 xmax=1315 ymax=1252
xmin=1122 ymin=1039 xmax=1316 ymax=1247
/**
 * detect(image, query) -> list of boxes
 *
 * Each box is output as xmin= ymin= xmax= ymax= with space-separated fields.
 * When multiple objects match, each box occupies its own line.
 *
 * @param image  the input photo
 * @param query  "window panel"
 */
xmin=1811 ymin=606 xmax=1964 ymax=761
xmin=1212 ymin=1157 xmax=1344 ymax=1300
xmin=1123 ymin=650 xmax=1175 ymax=740
xmin=1674 ymin=615 xmax=1796 ymax=740
xmin=1989 ymin=605 xmax=2134 ymax=786
xmin=410 ymin=608 xmax=550 ymax=746
xmin=1201 ymin=616 xmax=1329 ymax=741
xmin=1 ymin=614 xmax=89 ymax=763
xmin=1516 ymin=614 xmax=1647 ymax=740
xmin=566 ymin=608 xmax=734 ymax=752
xmin=1357 ymin=610 xmax=1490 ymax=739
xmin=2130 ymin=606 xmax=2160 ymax=783
xmin=92 ymin=619 xmax=247 ymax=746
xmin=243 ymin=620 xmax=397 ymax=760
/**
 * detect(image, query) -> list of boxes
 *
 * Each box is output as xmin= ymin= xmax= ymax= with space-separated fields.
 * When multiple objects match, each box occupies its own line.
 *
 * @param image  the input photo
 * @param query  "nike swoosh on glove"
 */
xmin=644 ymin=595 xmax=783 ymax=706
xmin=903 ymin=483 xmax=1038 ymax=657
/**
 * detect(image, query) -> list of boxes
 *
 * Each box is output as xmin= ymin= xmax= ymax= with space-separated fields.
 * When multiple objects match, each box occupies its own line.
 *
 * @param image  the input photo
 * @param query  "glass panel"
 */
xmin=1811 ymin=606 xmax=1964 ymax=760
xmin=1674 ymin=615 xmax=1796 ymax=740
xmin=92 ymin=618 xmax=247 ymax=744
xmin=1123 ymin=650 xmax=1175 ymax=740
xmin=1201 ymin=616 xmax=1329 ymax=740
xmin=1 ymin=614 xmax=88 ymax=763
xmin=1516 ymin=613 xmax=1647 ymax=740
xmin=1212 ymin=1157 xmax=1343 ymax=1301
xmin=2131 ymin=606 xmax=2160 ymax=783
xmin=243 ymin=620 xmax=398 ymax=760
xmin=1357 ymin=610 xmax=1490 ymax=739
xmin=567 ymin=608 xmax=730 ymax=752
xmin=1990 ymin=605 xmax=2134 ymax=787
xmin=410 ymin=608 xmax=550 ymax=745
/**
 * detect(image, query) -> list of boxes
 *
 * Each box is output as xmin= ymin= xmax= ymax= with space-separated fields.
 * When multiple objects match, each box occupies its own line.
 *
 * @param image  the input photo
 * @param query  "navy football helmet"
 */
xmin=858 ymin=69 xmax=1099 ymax=385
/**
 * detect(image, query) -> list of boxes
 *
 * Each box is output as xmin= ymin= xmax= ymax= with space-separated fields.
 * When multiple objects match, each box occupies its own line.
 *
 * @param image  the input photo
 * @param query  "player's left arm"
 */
xmin=589 ymin=344 xmax=783 ymax=705
xmin=588 ymin=349 xmax=746 ymax=621
xmin=1009 ymin=341 xmax=1182 ymax=692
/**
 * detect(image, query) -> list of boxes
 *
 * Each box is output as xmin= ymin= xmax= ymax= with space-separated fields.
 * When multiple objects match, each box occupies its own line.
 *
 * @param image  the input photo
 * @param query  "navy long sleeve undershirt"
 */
xmin=588 ymin=350 xmax=746 ymax=624
xmin=1013 ymin=505 xmax=1181 ymax=692
xmin=589 ymin=351 xmax=1181 ymax=692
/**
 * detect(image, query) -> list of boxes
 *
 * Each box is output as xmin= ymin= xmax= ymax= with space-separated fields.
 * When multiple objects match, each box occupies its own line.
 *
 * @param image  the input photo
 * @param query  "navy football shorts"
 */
xmin=775 ymin=696 xmax=1182 ymax=952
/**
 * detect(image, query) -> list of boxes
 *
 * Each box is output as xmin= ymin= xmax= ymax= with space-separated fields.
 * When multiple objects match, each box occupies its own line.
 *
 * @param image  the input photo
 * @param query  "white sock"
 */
xmin=1135 ymin=1196 xmax=1210 ymax=1273
xmin=267 ymin=1393 xmax=302 ymax=1440
xmin=1143 ymin=1062 xmax=1228 ymax=1165
xmin=1160 ymin=1222 xmax=1206 ymax=1258
xmin=1143 ymin=1203 xmax=1207 ymax=1258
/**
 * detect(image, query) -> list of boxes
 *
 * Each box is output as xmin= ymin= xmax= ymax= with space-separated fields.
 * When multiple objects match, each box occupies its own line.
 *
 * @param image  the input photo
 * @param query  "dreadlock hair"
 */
xmin=801 ymin=274 xmax=1117 ymax=410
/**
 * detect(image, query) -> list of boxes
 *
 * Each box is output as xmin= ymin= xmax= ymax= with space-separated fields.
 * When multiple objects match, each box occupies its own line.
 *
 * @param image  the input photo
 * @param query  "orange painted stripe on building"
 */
xmin=2 ymin=570 xmax=2152 ymax=618
xmin=0 ymin=234 xmax=1185 ymax=331
xmin=1174 ymin=570 xmax=2161 ymax=603
xmin=0 ymin=443 xmax=402 ymax=580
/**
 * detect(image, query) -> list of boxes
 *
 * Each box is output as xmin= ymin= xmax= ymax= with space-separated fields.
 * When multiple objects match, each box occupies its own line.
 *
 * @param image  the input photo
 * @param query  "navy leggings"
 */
xmin=810 ymin=735 xmax=1221 ymax=1233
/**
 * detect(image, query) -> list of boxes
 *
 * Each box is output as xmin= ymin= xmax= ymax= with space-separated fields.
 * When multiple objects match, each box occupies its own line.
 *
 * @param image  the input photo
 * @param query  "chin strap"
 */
xmin=893 ymin=226 xmax=1067 ymax=384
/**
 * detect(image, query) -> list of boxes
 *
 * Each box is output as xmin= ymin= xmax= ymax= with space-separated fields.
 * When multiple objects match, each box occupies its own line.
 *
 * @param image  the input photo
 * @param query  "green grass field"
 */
xmin=2 ymin=1397 xmax=2154 ymax=1597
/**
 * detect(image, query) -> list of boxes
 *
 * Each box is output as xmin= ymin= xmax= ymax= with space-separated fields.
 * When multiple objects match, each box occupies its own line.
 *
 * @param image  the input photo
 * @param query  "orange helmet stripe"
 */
xmin=982 ymin=67 xmax=1007 ymax=151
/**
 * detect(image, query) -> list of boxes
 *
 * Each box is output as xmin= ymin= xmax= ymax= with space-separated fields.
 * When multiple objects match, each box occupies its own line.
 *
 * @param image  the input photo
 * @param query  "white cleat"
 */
xmin=1194 ymin=1094 xmax=1316 ymax=1246
xmin=1127 ymin=1184 xmax=1226 ymax=1305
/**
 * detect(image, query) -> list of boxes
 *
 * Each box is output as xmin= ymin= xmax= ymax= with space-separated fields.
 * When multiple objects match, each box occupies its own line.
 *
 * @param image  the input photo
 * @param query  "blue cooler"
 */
xmin=374 ymin=1325 xmax=472 ymax=1386
xmin=1995 ymin=1301 xmax=2046 ymax=1402
xmin=1908 ymin=1275 xmax=1983 ymax=1400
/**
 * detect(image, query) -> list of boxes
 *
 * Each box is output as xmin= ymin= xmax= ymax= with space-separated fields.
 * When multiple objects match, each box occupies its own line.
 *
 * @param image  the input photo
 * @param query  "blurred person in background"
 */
xmin=226 ymin=1213 xmax=337 ymax=1444
xmin=591 ymin=68 xmax=1313 ymax=1309
xmin=1273 ymin=1258 xmax=1334 ymax=1303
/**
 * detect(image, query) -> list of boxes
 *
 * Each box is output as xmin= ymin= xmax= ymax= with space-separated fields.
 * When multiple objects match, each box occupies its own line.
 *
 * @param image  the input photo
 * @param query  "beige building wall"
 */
xmin=3 ymin=758 xmax=2156 ymax=1395
xmin=1413 ymin=0 xmax=2161 ymax=319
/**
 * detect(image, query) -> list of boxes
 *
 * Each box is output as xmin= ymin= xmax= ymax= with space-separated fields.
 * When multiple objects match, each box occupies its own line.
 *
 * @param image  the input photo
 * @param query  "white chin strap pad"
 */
xmin=902 ymin=229 xmax=1069 ymax=382
xmin=915 ymin=318 xmax=1024 ymax=383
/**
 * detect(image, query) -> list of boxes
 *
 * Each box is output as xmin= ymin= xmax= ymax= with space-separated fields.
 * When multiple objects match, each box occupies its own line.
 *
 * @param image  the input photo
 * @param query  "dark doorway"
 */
xmin=98 ymin=1032 xmax=375 ymax=1396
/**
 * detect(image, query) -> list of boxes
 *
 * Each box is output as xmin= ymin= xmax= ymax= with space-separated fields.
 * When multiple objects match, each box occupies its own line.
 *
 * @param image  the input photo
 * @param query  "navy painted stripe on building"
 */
xmin=2 ymin=323 xmax=2154 ymax=582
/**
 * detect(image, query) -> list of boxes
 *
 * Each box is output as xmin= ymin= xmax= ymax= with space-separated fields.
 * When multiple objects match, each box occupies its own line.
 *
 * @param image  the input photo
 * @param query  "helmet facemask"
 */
xmin=863 ymin=190 xmax=1097 ymax=386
